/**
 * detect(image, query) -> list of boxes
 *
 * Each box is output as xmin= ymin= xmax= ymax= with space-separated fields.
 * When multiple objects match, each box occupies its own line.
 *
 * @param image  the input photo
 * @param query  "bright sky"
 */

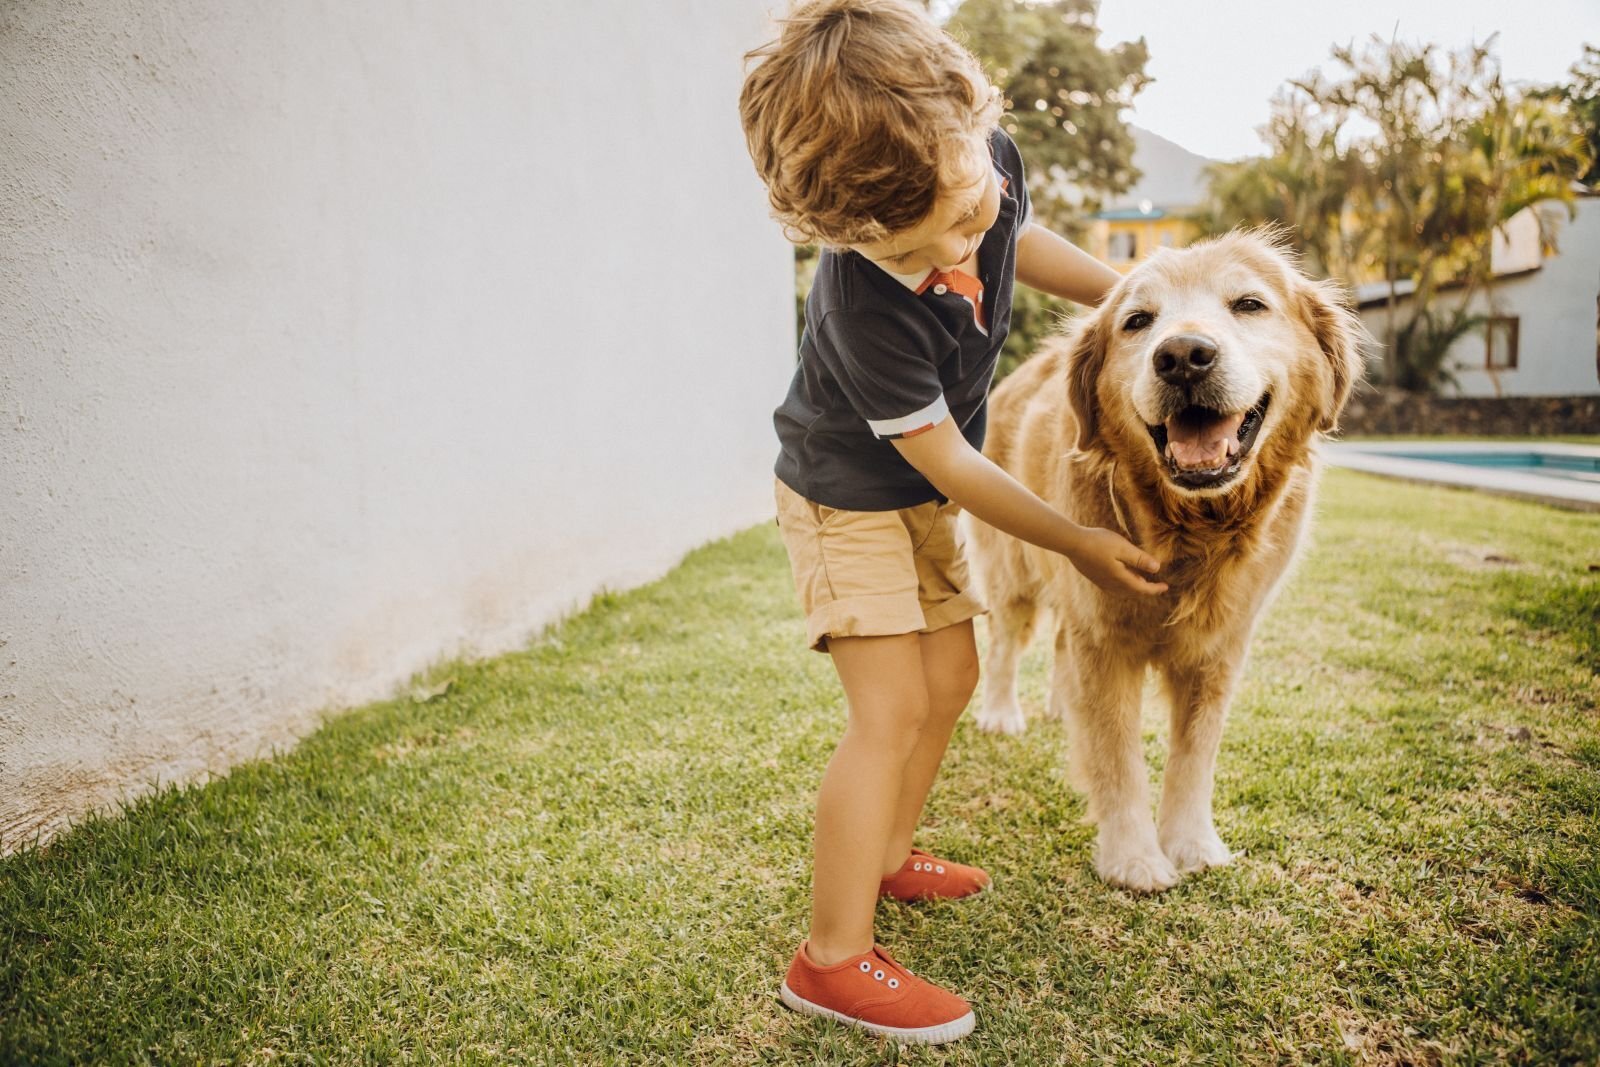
xmin=1091 ymin=0 xmax=1600 ymax=161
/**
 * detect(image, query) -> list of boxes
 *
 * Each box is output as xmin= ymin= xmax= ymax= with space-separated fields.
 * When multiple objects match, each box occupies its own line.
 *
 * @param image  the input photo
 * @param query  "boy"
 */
xmin=739 ymin=0 xmax=1167 ymax=1044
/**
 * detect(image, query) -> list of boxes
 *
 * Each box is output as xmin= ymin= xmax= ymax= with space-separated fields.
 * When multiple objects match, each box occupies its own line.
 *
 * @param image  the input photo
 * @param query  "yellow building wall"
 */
xmin=1088 ymin=216 xmax=1200 ymax=273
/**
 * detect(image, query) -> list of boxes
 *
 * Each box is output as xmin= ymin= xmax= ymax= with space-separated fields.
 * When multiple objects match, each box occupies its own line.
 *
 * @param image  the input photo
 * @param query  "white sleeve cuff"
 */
xmin=865 ymin=394 xmax=950 ymax=440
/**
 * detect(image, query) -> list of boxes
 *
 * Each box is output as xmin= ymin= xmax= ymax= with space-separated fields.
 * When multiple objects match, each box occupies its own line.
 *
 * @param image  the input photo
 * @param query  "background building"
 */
xmin=1084 ymin=126 xmax=1213 ymax=272
xmin=1356 ymin=192 xmax=1600 ymax=397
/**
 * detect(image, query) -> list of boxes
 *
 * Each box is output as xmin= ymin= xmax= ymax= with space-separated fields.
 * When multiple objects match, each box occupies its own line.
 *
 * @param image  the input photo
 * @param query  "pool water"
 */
xmin=1388 ymin=450 xmax=1600 ymax=484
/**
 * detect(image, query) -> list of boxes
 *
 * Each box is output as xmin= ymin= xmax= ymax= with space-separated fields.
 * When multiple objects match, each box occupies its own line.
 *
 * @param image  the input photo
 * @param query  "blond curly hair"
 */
xmin=738 ymin=0 xmax=1003 ymax=247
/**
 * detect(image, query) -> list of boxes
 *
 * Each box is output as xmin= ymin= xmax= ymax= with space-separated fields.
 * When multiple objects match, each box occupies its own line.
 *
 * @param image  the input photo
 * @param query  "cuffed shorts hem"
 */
xmin=919 ymin=588 xmax=987 ymax=635
xmin=802 ymin=593 xmax=927 ymax=653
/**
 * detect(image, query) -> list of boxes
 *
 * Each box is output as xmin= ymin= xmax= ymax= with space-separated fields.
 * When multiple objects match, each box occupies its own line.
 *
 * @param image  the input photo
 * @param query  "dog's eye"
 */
xmin=1122 ymin=310 xmax=1153 ymax=332
xmin=1231 ymin=296 xmax=1267 ymax=314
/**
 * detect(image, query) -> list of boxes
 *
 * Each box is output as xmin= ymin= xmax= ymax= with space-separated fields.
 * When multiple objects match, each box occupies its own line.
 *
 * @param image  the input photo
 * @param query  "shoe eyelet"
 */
xmin=873 ymin=969 xmax=885 ymax=981
xmin=888 ymin=978 xmax=900 ymax=989
xmin=936 ymin=865 xmax=946 ymax=874
xmin=913 ymin=861 xmax=923 ymax=872
xmin=858 ymin=961 xmax=871 ymax=972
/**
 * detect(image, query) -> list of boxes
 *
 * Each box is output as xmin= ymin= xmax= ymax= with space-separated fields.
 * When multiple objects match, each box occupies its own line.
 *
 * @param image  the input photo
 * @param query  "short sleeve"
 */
xmin=814 ymin=308 xmax=953 ymax=439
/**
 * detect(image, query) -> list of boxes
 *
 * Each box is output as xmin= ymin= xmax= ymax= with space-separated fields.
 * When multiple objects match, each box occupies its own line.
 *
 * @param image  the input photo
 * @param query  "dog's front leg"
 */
xmin=1155 ymin=650 xmax=1245 ymax=874
xmin=1045 ymin=623 xmax=1076 ymax=722
xmin=1065 ymin=638 xmax=1179 ymax=893
xmin=975 ymin=596 xmax=1039 ymax=735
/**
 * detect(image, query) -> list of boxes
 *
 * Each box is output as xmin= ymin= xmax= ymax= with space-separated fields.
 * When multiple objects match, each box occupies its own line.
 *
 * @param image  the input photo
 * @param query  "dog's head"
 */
xmin=1066 ymin=228 xmax=1365 ymax=494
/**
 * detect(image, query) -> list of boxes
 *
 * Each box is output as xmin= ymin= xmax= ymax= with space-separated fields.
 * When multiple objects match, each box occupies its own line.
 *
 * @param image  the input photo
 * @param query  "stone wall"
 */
xmin=1338 ymin=389 xmax=1600 ymax=437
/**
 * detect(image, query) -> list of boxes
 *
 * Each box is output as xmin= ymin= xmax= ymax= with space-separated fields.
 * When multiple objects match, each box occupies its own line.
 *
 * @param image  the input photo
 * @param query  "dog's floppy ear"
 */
xmin=1296 ymin=276 xmax=1366 ymax=433
xmin=1065 ymin=307 xmax=1112 ymax=452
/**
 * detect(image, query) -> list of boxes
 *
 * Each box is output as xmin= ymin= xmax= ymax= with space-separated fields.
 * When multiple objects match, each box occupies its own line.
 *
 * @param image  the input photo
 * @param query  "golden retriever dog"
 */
xmin=963 ymin=230 xmax=1363 ymax=892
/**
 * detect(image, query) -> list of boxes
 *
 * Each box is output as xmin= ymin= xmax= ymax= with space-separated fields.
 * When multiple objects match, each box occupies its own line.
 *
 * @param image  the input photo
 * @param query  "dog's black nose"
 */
xmin=1153 ymin=334 xmax=1218 ymax=387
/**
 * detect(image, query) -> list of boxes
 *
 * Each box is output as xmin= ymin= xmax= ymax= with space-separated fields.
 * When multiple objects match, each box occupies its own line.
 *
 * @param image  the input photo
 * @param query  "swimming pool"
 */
xmin=1323 ymin=442 xmax=1600 ymax=511
xmin=1381 ymin=449 xmax=1600 ymax=484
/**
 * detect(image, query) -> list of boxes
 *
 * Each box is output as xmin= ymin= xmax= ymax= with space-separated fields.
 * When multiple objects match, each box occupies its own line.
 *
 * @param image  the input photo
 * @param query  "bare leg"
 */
xmin=807 ymin=632 xmax=931 ymax=965
xmin=1156 ymin=655 xmax=1241 ymax=873
xmin=882 ymin=620 xmax=980 ymax=874
xmin=974 ymin=597 xmax=1037 ymax=735
xmin=1063 ymin=637 xmax=1179 ymax=893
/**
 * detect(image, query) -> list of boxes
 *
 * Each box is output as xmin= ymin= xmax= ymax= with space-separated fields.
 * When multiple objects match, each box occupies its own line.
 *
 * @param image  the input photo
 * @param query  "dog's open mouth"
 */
xmin=1145 ymin=393 xmax=1271 ymax=489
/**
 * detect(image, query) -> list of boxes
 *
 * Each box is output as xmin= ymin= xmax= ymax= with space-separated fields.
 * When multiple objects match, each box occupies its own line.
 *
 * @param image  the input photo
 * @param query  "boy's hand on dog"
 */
xmin=891 ymin=420 xmax=1167 ymax=597
xmin=1067 ymin=526 xmax=1168 ymax=596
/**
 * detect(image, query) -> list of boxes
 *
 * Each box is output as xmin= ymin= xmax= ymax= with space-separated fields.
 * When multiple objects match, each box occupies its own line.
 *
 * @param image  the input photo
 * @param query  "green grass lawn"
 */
xmin=2 ymin=470 xmax=1597 ymax=1065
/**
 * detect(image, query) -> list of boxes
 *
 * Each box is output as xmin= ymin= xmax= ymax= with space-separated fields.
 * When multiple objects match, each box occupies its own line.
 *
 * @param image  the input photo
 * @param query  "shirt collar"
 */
xmin=875 ymin=263 xmax=936 ymax=291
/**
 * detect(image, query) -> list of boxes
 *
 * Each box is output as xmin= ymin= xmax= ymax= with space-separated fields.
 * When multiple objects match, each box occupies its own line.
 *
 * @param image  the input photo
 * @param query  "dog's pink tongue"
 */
xmin=1165 ymin=409 xmax=1247 ymax=469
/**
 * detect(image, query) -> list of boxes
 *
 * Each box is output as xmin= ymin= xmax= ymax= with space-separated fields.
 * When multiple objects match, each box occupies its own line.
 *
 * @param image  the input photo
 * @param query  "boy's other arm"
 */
xmin=891 ymin=417 xmax=1166 ymax=596
xmin=1015 ymin=224 xmax=1121 ymax=307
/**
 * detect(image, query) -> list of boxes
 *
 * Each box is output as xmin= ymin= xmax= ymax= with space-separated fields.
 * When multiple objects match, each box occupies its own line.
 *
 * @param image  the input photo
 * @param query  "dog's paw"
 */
xmin=1094 ymin=843 xmax=1181 ymax=893
xmin=1096 ymin=850 xmax=1181 ymax=893
xmin=1159 ymin=827 xmax=1233 ymax=874
xmin=974 ymin=701 xmax=1027 ymax=735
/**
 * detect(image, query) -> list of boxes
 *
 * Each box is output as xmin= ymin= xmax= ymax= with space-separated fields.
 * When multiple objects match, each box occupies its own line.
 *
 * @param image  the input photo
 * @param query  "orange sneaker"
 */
xmin=779 ymin=941 xmax=975 ymax=1044
xmin=879 ymin=848 xmax=992 ymax=902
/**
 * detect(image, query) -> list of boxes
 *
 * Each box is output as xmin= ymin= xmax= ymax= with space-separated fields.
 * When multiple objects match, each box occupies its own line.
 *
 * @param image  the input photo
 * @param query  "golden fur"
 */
xmin=963 ymin=230 xmax=1364 ymax=892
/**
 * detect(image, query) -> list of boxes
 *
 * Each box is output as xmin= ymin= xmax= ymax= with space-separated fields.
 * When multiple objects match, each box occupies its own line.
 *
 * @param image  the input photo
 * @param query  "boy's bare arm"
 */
xmin=891 ymin=418 xmax=1166 ymax=596
xmin=1015 ymin=224 xmax=1122 ymax=306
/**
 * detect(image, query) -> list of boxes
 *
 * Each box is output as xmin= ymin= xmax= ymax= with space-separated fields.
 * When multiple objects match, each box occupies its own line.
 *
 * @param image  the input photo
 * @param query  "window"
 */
xmin=1485 ymin=316 xmax=1519 ymax=370
xmin=1108 ymin=231 xmax=1138 ymax=261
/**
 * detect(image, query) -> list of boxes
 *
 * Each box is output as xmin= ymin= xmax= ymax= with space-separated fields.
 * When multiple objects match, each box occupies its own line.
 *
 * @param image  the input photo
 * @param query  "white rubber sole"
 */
xmin=779 ymin=983 xmax=976 ymax=1045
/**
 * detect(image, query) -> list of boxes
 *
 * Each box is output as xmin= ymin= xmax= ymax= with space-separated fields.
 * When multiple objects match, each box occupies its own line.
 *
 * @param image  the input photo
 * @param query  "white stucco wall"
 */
xmin=1488 ymin=205 xmax=1544 ymax=276
xmin=0 ymin=1 xmax=796 ymax=851
xmin=1359 ymin=197 xmax=1600 ymax=397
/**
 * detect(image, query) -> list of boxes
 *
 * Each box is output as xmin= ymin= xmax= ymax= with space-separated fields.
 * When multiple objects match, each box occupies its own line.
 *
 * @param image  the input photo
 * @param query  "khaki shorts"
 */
xmin=774 ymin=477 xmax=986 ymax=653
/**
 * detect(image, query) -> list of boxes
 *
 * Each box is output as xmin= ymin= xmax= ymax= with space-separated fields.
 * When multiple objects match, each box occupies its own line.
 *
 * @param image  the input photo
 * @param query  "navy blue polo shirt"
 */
xmin=774 ymin=127 xmax=1033 ymax=511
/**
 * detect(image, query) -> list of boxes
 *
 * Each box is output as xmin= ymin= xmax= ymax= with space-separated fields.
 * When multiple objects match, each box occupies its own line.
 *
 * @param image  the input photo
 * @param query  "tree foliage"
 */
xmin=946 ymin=0 xmax=1149 ymax=236
xmin=1192 ymin=37 xmax=1593 ymax=392
xmin=1534 ymin=44 xmax=1600 ymax=187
